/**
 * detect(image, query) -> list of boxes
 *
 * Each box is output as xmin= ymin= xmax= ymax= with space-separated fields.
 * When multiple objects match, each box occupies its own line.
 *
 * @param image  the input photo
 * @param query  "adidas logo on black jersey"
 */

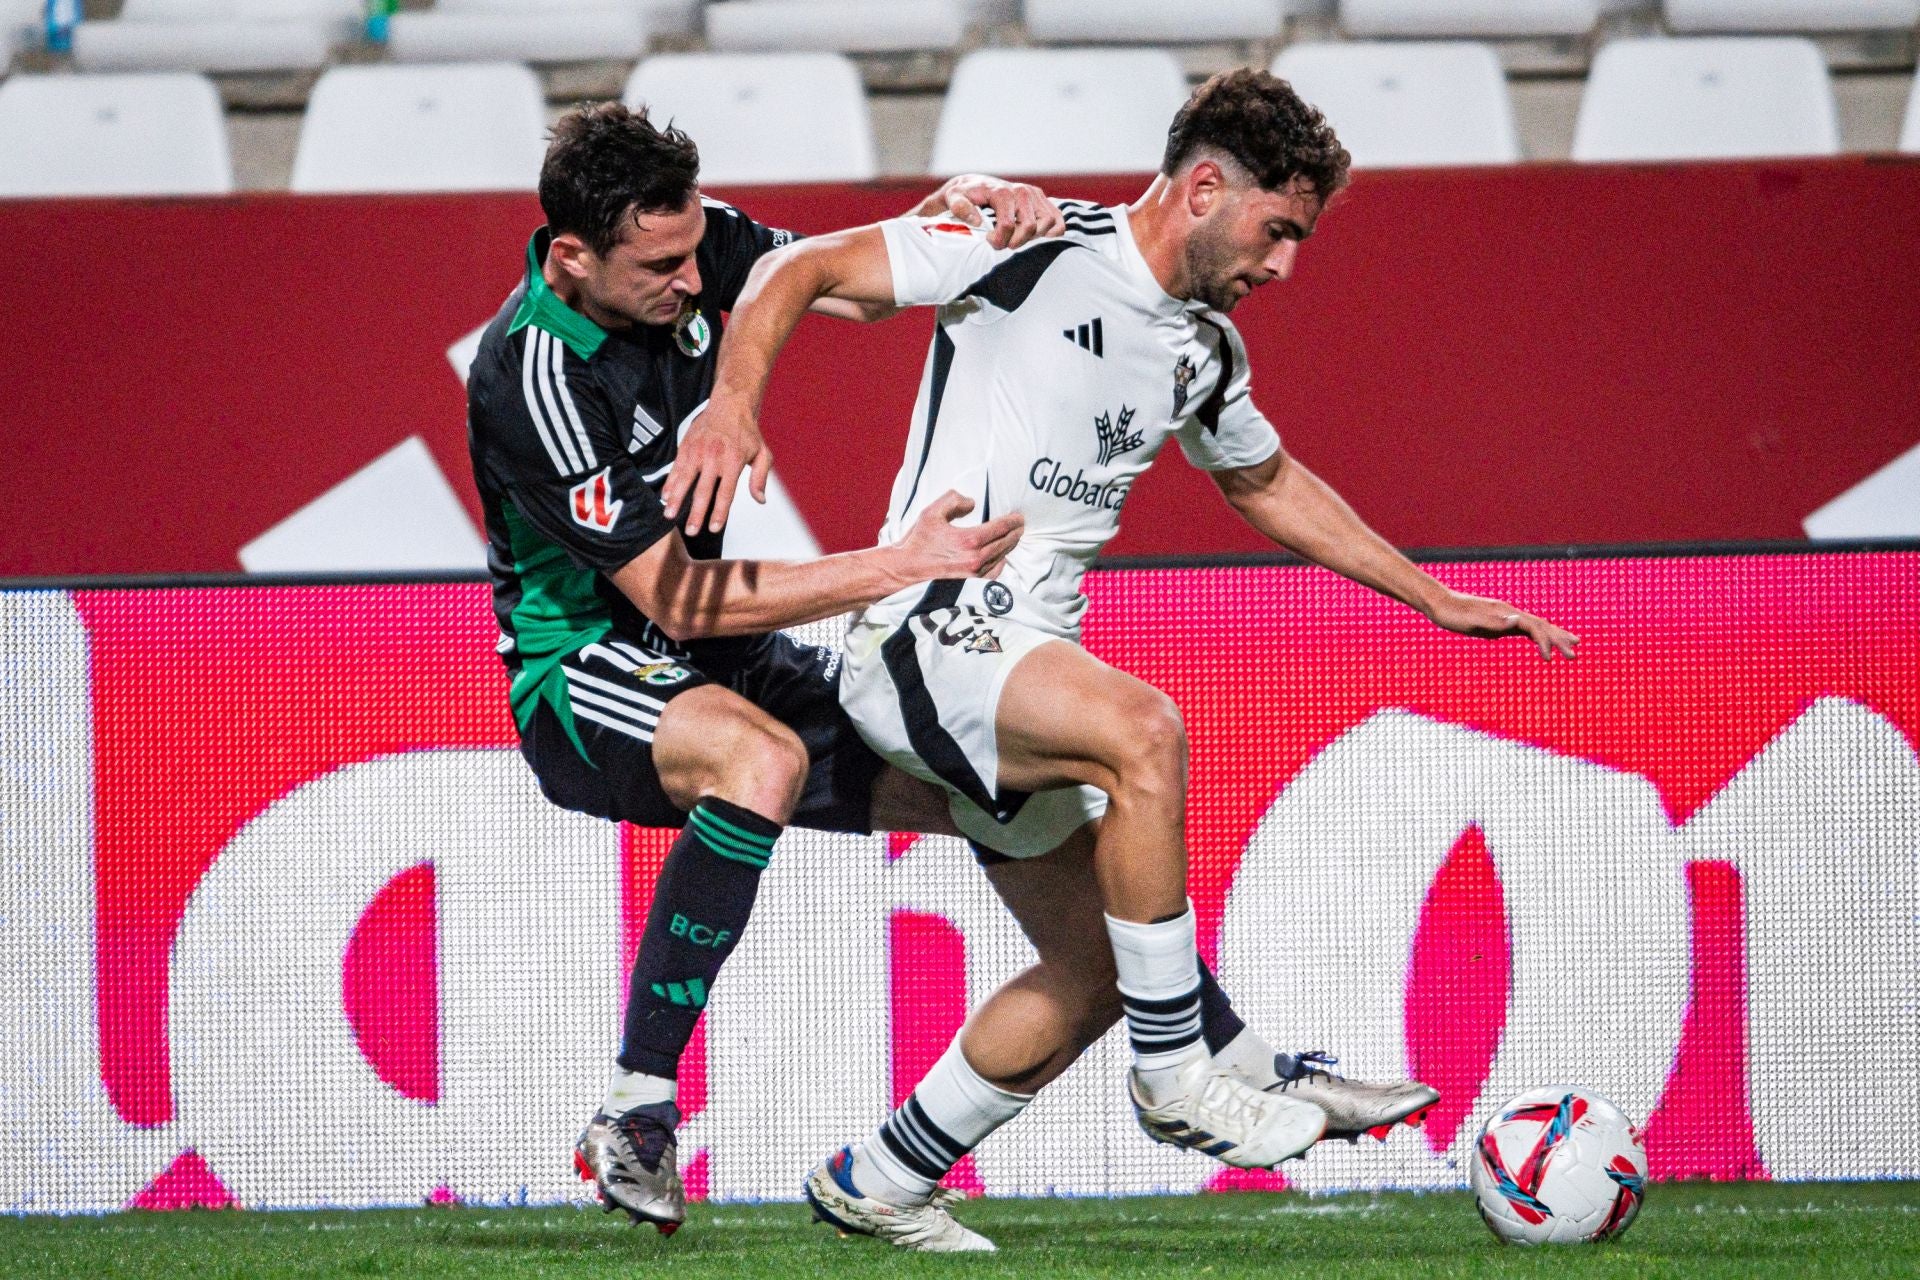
xmin=1063 ymin=318 xmax=1104 ymax=357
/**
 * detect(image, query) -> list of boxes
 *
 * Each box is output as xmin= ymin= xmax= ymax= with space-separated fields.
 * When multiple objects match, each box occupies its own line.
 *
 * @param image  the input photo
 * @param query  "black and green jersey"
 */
xmin=465 ymin=201 xmax=796 ymax=744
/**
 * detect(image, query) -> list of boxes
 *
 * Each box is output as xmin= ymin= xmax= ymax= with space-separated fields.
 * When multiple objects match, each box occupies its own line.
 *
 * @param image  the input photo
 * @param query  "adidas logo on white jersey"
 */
xmin=1063 ymin=318 xmax=1104 ymax=356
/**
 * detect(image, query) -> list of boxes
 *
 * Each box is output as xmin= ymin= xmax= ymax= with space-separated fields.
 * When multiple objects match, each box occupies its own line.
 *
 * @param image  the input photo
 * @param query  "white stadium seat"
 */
xmin=625 ymin=53 xmax=877 ymax=182
xmin=0 ymin=72 xmax=234 ymax=196
xmin=1572 ymin=37 xmax=1839 ymax=161
xmin=1665 ymin=1 xmax=1920 ymax=32
xmin=930 ymin=49 xmax=1191 ymax=176
xmin=116 ymin=0 xmax=358 ymax=17
xmin=1901 ymin=75 xmax=1920 ymax=152
xmin=432 ymin=0 xmax=699 ymax=38
xmin=388 ymin=8 xmax=647 ymax=64
xmin=638 ymin=0 xmax=703 ymax=38
xmin=290 ymin=62 xmax=548 ymax=193
xmin=5 ymin=0 xmax=42 ymax=62
xmin=1025 ymin=0 xmax=1285 ymax=43
xmin=73 ymin=19 xmax=333 ymax=72
xmin=1272 ymin=42 xmax=1520 ymax=168
xmin=70 ymin=0 xmax=355 ymax=73
xmin=704 ymin=1 xmax=965 ymax=55
xmin=1341 ymin=0 xmax=1603 ymax=37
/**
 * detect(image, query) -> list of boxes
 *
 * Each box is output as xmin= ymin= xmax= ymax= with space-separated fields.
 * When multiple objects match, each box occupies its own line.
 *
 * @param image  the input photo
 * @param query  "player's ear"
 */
xmin=548 ymin=231 xmax=597 ymax=280
xmin=1186 ymin=160 xmax=1226 ymax=219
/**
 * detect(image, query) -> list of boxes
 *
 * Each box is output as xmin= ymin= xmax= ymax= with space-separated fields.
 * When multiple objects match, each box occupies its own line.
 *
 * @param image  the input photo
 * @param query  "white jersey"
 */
xmin=870 ymin=201 xmax=1281 ymax=639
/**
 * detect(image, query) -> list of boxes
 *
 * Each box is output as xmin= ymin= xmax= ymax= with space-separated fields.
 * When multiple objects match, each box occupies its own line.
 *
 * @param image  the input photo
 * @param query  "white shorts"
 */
xmin=840 ymin=579 xmax=1109 ymax=859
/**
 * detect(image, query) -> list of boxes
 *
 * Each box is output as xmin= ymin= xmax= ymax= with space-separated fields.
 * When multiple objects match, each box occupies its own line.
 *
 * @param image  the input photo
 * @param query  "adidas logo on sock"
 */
xmin=650 ymin=977 xmax=709 ymax=1008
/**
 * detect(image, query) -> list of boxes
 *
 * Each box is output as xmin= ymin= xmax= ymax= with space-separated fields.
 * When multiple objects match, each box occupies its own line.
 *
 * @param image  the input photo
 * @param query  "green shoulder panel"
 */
xmin=508 ymin=230 xmax=609 ymax=362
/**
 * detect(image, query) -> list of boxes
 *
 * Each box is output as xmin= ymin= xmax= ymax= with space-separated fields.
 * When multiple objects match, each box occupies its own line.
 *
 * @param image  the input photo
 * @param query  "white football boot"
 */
xmin=1261 ymin=1052 xmax=1440 ymax=1143
xmin=1130 ymin=1053 xmax=1327 ymax=1168
xmin=802 ymin=1147 xmax=995 ymax=1253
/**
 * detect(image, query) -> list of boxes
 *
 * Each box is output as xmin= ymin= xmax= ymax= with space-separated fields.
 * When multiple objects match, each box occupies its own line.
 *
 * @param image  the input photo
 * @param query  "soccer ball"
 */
xmin=1469 ymin=1086 xmax=1648 ymax=1245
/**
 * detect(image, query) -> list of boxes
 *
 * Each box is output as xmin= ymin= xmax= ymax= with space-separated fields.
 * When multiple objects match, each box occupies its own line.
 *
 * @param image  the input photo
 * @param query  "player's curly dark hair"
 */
xmin=1162 ymin=69 xmax=1350 ymax=202
xmin=539 ymin=101 xmax=701 ymax=257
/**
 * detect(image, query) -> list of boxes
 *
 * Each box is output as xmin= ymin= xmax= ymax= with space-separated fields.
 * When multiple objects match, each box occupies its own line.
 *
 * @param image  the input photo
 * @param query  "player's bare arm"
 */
xmin=697 ymin=225 xmax=899 ymax=468
xmin=611 ymin=489 xmax=1020 ymax=641
xmin=1212 ymin=448 xmax=1580 ymax=660
xmin=666 ymin=176 xmax=1061 ymax=532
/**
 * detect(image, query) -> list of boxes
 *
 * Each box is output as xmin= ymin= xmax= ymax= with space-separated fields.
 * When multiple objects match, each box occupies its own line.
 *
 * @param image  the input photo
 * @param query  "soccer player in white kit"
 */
xmin=687 ymin=69 xmax=1580 ymax=1251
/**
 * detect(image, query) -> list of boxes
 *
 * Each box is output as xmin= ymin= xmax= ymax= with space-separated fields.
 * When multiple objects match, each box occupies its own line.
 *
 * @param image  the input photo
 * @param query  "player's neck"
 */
xmin=541 ymin=252 xmax=631 ymax=332
xmin=1127 ymin=176 xmax=1195 ymax=303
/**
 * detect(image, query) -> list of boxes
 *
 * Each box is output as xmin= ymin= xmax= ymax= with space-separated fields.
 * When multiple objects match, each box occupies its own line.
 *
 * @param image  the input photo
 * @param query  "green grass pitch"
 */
xmin=4 ymin=1182 xmax=1914 ymax=1279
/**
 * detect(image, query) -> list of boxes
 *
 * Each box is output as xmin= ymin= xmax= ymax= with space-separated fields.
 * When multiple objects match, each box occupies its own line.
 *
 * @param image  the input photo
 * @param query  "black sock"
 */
xmin=617 ymin=798 xmax=782 ymax=1078
xmin=1196 ymin=955 xmax=1247 ymax=1055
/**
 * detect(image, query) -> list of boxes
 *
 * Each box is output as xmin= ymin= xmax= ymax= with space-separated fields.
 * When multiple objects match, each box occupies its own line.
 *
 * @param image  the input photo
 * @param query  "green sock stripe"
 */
xmin=689 ymin=809 xmax=776 ymax=860
xmin=709 ymin=845 xmax=770 ymax=870
xmin=690 ymin=821 xmax=771 ymax=865
xmin=691 ymin=804 xmax=778 ymax=851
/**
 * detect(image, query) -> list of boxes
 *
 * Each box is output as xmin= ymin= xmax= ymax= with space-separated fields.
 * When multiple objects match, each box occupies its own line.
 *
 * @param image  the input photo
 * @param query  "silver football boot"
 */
xmin=1130 ymin=1052 xmax=1327 ymax=1168
xmin=1260 ymin=1051 xmax=1440 ymax=1143
xmin=803 ymin=1147 xmax=995 ymax=1253
xmin=574 ymin=1101 xmax=685 ymax=1235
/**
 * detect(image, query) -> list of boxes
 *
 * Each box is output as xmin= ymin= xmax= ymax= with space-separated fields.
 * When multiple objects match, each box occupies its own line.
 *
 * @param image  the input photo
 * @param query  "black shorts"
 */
xmin=518 ymin=631 xmax=884 ymax=833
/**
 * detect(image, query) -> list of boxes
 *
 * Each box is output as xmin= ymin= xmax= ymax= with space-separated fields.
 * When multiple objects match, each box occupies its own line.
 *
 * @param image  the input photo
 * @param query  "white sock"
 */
xmin=604 ymin=1067 xmax=676 ymax=1114
xmin=1106 ymin=906 xmax=1208 ymax=1103
xmin=851 ymin=1040 xmax=1032 ymax=1206
xmin=1214 ymin=1026 xmax=1283 ymax=1090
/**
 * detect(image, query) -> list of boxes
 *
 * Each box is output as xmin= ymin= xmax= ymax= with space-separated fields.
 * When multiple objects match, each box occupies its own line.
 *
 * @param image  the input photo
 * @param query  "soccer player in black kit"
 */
xmin=464 ymin=102 xmax=1057 ymax=1234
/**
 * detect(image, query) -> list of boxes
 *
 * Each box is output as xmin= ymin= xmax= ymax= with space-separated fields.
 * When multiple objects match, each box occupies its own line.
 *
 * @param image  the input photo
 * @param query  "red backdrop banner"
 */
xmin=2 ymin=550 xmax=1916 ymax=1212
xmin=3 ymin=158 xmax=1918 ymax=576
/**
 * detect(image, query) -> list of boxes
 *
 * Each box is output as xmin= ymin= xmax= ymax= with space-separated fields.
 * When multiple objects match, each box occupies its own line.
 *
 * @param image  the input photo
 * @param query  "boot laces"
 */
xmin=1194 ymin=1068 xmax=1272 ymax=1130
xmin=1274 ymin=1050 xmax=1344 ymax=1092
xmin=610 ymin=1109 xmax=675 ymax=1175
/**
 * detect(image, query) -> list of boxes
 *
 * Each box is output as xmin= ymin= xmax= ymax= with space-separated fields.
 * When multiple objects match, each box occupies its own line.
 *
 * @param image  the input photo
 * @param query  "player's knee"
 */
xmin=712 ymin=719 xmax=808 ymax=817
xmin=1111 ymin=689 xmax=1188 ymax=793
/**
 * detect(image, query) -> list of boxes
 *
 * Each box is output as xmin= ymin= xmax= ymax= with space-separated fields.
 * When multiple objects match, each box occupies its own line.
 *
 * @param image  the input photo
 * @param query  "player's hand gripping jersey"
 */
xmin=839 ymin=202 xmax=1281 ymax=857
xmin=869 ymin=200 xmax=1281 ymax=640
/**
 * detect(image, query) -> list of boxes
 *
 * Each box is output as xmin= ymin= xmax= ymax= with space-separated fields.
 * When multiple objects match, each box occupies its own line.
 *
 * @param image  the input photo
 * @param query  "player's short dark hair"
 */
xmin=539 ymin=101 xmax=701 ymax=257
xmin=1162 ymin=69 xmax=1351 ymax=202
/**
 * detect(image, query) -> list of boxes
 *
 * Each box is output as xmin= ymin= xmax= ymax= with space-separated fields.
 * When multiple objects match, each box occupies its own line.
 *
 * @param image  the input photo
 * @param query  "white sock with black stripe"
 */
xmin=1107 ymin=905 xmax=1208 ymax=1105
xmin=850 ymin=1041 xmax=1032 ymax=1207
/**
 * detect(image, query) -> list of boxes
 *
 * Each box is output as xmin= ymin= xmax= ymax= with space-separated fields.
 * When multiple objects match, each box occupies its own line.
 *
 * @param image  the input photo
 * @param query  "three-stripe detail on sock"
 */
xmin=1121 ymin=984 xmax=1204 ymax=1056
xmin=689 ymin=805 xmax=776 ymax=870
xmin=649 ymin=977 xmax=708 ymax=1008
xmin=876 ymin=1097 xmax=967 ymax=1184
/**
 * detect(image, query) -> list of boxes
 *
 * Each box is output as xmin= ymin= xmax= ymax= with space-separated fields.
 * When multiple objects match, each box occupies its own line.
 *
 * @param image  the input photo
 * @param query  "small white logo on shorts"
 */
xmin=982 ymin=582 xmax=1014 ymax=616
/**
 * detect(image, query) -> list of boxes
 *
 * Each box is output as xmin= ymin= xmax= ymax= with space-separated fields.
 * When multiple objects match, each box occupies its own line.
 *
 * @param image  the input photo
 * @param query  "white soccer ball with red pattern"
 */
xmin=1469 ymin=1086 xmax=1648 ymax=1245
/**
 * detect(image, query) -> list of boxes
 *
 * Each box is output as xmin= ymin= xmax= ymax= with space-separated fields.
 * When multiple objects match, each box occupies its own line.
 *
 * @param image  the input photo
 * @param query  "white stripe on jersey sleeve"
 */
xmin=520 ymin=328 xmax=578 ymax=475
xmin=537 ymin=330 xmax=590 ymax=473
xmin=544 ymin=329 xmax=599 ymax=470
